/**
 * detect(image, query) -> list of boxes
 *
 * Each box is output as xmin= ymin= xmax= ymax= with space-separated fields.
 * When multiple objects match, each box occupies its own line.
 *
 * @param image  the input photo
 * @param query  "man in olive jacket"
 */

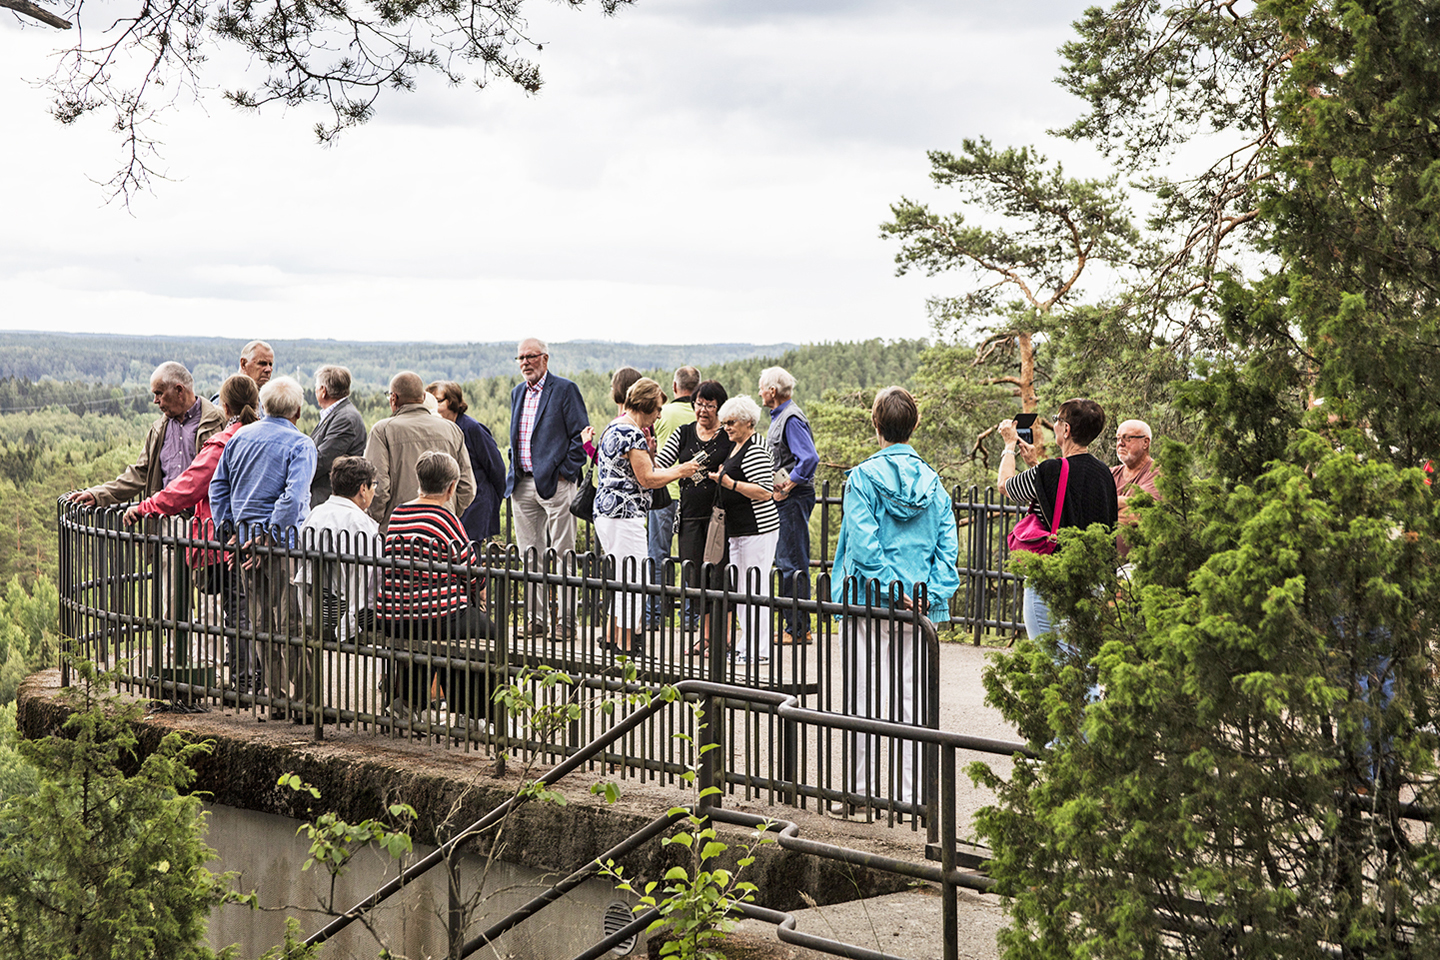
xmin=72 ymin=361 xmax=225 ymax=507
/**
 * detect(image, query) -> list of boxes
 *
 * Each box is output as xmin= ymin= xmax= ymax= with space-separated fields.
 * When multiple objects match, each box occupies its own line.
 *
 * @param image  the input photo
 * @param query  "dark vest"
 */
xmin=766 ymin=401 xmax=813 ymax=488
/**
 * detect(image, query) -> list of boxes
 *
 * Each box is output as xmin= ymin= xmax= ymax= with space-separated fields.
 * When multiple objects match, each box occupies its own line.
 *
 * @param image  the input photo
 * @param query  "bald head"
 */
xmin=389 ymin=371 xmax=425 ymax=407
xmin=1115 ymin=419 xmax=1153 ymax=469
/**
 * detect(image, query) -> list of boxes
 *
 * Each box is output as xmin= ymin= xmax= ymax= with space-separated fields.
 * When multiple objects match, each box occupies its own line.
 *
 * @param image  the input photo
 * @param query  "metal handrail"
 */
xmin=303 ymin=675 xmax=1034 ymax=960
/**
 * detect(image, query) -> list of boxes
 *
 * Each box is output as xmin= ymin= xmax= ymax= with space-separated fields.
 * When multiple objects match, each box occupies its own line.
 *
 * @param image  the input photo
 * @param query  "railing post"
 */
xmin=309 ymin=532 xmax=327 ymax=741
xmin=968 ymin=489 xmax=986 ymax=646
xmin=57 ymin=500 xmax=71 ymax=687
xmin=941 ymin=745 xmax=958 ymax=960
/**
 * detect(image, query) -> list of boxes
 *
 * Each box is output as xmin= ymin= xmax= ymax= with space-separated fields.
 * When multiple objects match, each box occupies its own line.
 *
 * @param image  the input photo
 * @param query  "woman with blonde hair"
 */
xmin=593 ymin=377 xmax=701 ymax=655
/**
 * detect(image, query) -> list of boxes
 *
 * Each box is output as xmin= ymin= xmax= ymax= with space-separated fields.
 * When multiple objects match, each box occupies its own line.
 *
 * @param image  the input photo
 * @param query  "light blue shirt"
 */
xmin=209 ymin=416 xmax=317 ymax=540
xmin=830 ymin=444 xmax=960 ymax=622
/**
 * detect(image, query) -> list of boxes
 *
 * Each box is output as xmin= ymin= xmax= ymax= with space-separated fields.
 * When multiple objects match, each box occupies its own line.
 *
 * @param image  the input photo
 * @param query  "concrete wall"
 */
xmin=207 ymin=803 xmax=641 ymax=959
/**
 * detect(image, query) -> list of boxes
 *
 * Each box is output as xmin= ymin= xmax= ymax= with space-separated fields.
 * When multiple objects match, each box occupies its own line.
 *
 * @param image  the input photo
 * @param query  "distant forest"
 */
xmin=0 ymin=332 xmax=807 ymax=392
xmin=0 ymin=337 xmax=933 ymax=588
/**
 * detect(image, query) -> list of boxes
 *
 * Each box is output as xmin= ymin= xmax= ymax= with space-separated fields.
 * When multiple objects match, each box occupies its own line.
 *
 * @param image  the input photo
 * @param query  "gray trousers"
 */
xmin=511 ymin=474 xmax=578 ymax=623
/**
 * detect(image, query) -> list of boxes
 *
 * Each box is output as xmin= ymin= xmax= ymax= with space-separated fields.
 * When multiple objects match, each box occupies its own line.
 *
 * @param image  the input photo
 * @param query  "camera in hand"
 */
xmin=1014 ymin=412 xmax=1038 ymax=446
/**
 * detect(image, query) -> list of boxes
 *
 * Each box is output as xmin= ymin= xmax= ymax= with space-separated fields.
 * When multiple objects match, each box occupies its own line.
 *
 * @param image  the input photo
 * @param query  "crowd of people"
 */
xmin=67 ymin=337 xmax=1156 ymax=761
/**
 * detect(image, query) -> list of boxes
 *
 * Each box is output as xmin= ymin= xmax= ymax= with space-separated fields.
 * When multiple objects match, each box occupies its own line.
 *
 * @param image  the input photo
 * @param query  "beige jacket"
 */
xmin=85 ymin=398 xmax=226 ymax=507
xmin=364 ymin=404 xmax=476 ymax=532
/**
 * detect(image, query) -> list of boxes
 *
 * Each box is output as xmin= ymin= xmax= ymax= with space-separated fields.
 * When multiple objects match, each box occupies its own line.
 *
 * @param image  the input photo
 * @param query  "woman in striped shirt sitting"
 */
xmin=378 ymin=450 xmax=495 ymax=725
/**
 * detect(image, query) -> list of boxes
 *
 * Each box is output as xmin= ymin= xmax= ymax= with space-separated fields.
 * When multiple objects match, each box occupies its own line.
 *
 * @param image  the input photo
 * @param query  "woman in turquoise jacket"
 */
xmin=829 ymin=387 xmax=959 ymax=816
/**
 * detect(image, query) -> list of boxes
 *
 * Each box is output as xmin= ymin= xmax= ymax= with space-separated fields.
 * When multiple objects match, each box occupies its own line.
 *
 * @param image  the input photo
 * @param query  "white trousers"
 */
xmin=846 ymin=618 xmax=920 ymax=805
xmin=595 ymin=514 xmax=647 ymax=630
xmin=727 ymin=529 xmax=778 ymax=659
xmin=511 ymin=474 xmax=578 ymax=622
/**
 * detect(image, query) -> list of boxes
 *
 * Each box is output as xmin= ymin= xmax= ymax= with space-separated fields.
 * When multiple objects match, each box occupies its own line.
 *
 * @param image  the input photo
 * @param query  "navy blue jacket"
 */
xmin=505 ymin=373 xmax=589 ymax=500
xmin=456 ymin=413 xmax=507 ymax=542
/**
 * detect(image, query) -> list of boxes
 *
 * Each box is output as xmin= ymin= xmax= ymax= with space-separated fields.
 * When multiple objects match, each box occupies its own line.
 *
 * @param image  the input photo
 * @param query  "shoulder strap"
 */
xmin=1050 ymin=457 xmax=1071 ymax=534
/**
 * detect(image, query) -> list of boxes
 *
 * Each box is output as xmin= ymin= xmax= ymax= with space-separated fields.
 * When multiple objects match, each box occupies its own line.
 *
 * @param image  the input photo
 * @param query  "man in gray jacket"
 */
xmin=365 ymin=371 xmax=476 ymax=533
xmin=310 ymin=364 xmax=367 ymax=507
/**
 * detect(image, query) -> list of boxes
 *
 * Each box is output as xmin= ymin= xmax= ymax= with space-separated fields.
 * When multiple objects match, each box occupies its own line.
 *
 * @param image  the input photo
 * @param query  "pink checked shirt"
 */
xmin=518 ymin=373 xmax=547 ymax=472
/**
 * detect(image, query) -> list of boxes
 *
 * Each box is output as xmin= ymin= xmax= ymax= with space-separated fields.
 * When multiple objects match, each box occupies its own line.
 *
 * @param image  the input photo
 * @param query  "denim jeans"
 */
xmin=1024 ymin=582 xmax=1100 ymax=703
xmin=646 ymin=501 xmax=678 ymax=626
xmin=774 ymin=484 xmax=815 ymax=638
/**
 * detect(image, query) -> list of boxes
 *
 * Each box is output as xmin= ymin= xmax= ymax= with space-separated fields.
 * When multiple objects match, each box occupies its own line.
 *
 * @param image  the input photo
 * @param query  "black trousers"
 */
xmin=380 ymin=607 xmax=496 ymax=719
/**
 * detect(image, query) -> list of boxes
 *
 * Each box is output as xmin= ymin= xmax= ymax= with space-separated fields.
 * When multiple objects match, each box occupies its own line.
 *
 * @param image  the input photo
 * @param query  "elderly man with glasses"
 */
xmin=1111 ymin=420 xmax=1161 ymax=524
xmin=505 ymin=338 xmax=591 ymax=640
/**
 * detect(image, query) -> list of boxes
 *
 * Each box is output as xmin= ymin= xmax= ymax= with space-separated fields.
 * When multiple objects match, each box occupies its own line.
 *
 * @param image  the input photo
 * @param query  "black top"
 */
xmin=658 ymin=421 xmax=736 ymax=520
xmin=1005 ymin=453 xmax=1118 ymax=533
xmin=718 ymin=435 xmax=780 ymax=538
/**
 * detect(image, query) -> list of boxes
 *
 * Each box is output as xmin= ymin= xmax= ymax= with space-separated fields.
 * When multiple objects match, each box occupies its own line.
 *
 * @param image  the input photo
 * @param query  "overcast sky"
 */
xmin=1 ymin=0 xmax=1094 ymax=347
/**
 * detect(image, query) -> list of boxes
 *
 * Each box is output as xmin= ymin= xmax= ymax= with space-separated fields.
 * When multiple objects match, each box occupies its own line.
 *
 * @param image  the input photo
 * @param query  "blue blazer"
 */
xmin=457 ymin=413 xmax=507 ymax=542
xmin=505 ymin=374 xmax=589 ymax=500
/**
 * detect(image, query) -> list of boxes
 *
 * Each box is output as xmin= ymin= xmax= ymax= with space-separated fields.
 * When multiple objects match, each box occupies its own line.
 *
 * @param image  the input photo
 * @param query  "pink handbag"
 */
xmin=1006 ymin=457 xmax=1070 ymax=556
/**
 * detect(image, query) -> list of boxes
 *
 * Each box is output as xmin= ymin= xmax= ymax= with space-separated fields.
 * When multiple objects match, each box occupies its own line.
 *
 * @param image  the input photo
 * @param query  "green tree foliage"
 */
xmin=1055 ymin=0 xmax=1286 ymax=330
xmin=884 ymin=139 xmax=1150 ymax=417
xmin=973 ymin=1 xmax=1440 ymax=956
xmin=1263 ymin=0 xmax=1440 ymax=468
xmin=0 ymin=664 xmax=244 ymax=959
xmin=0 ymin=705 xmax=38 ymax=805
xmin=0 ymin=577 xmax=59 ymax=706
xmin=978 ymin=431 xmax=1440 ymax=957
xmin=0 ymin=335 xmax=801 ymax=393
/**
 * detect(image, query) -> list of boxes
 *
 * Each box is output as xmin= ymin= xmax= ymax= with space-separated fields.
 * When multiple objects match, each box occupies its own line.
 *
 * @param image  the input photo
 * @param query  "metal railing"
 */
xmin=56 ymin=500 xmax=951 ymax=821
xmin=499 ymin=481 xmax=1029 ymax=646
xmin=300 ymin=676 xmax=1034 ymax=960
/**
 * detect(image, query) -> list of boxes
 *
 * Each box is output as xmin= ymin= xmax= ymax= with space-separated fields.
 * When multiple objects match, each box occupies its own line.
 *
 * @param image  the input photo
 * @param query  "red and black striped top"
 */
xmin=377 ymin=503 xmax=478 ymax=621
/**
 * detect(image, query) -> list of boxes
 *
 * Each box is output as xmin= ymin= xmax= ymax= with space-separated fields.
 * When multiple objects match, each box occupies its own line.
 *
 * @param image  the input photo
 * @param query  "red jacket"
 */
xmin=133 ymin=420 xmax=244 ymax=567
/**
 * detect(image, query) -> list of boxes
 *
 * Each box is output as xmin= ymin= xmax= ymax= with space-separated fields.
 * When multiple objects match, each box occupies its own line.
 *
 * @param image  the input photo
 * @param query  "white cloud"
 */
xmin=0 ymin=0 xmax=1094 ymax=345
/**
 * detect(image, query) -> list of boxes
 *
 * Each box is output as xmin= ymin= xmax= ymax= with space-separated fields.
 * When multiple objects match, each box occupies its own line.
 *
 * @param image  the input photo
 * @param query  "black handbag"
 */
xmin=570 ymin=461 xmax=597 ymax=522
xmin=651 ymin=484 xmax=673 ymax=510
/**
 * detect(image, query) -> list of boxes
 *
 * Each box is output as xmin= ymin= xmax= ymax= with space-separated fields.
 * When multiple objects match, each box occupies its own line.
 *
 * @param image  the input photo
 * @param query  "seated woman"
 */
xmin=376 ymin=450 xmax=496 ymax=726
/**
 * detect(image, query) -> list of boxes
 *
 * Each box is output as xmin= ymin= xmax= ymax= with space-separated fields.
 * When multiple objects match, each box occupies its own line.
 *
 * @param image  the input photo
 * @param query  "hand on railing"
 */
xmin=896 ymin=593 xmax=928 ymax=617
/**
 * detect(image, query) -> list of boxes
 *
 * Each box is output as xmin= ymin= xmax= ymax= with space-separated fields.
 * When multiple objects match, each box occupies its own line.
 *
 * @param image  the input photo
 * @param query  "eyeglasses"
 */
xmin=515 ymin=353 xmax=546 ymax=363
xmin=1116 ymin=434 xmax=1149 ymax=444
xmin=720 ymin=419 xmax=737 ymax=427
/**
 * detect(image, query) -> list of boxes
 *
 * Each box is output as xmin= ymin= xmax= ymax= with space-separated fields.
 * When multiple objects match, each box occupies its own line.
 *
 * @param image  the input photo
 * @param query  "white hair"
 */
xmin=718 ymin=394 xmax=763 ymax=428
xmin=1118 ymin=419 xmax=1153 ymax=439
xmin=260 ymin=376 xmax=304 ymax=420
xmin=518 ymin=336 xmax=548 ymax=354
xmin=240 ymin=340 xmax=273 ymax=361
xmin=759 ymin=366 xmax=796 ymax=400
xmin=314 ymin=364 xmax=351 ymax=398
xmin=151 ymin=362 xmax=193 ymax=391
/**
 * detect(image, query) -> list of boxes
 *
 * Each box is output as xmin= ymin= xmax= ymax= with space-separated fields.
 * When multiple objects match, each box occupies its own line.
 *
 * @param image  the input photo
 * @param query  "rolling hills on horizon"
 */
xmin=0 ymin=331 xmax=821 ymax=390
